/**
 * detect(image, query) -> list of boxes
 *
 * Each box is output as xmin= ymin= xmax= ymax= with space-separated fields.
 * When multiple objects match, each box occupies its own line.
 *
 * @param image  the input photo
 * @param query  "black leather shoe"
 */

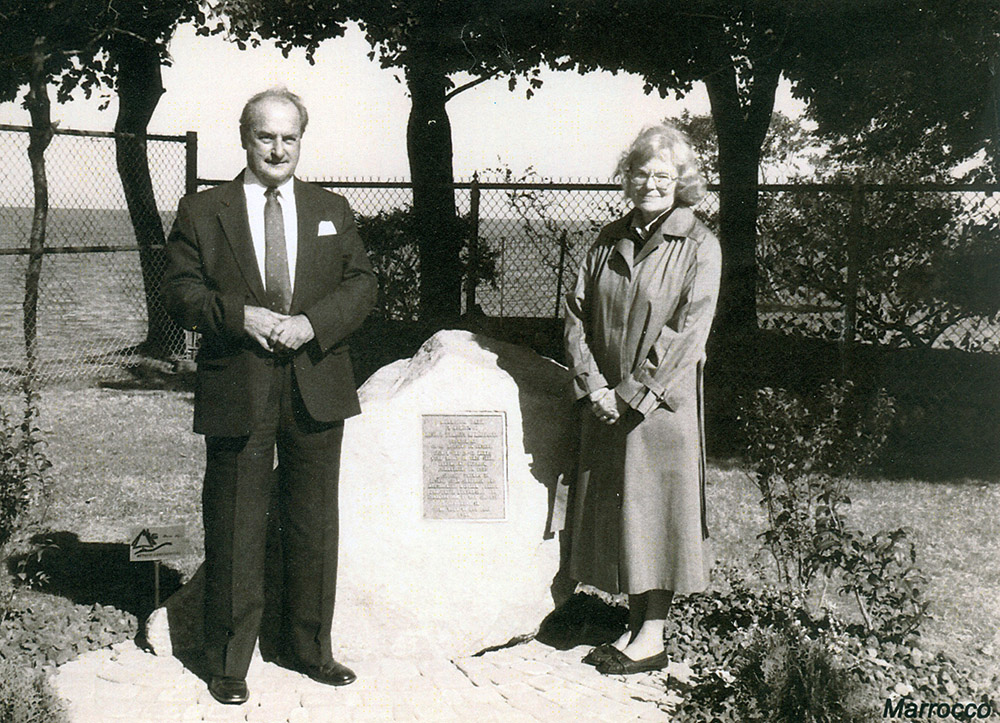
xmin=283 ymin=655 xmax=357 ymax=686
xmin=208 ymin=676 xmax=249 ymax=705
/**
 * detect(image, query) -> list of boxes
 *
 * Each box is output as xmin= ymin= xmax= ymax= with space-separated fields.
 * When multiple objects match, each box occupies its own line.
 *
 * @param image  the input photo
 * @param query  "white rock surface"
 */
xmin=148 ymin=330 xmax=578 ymax=658
xmin=335 ymin=330 xmax=578 ymax=654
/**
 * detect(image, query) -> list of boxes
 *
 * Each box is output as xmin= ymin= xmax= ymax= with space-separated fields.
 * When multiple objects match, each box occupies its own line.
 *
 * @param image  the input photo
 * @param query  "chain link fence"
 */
xmin=448 ymin=176 xmax=998 ymax=354
xmin=328 ymin=173 xmax=998 ymax=476
xmin=0 ymin=125 xmax=193 ymax=388
xmin=2 ymin=124 xmax=997 ymax=391
xmin=754 ymin=183 xmax=1000 ymax=353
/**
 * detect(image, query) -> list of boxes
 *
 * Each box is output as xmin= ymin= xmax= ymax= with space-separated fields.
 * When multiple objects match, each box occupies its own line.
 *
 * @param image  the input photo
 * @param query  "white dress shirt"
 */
xmin=244 ymin=170 xmax=299 ymax=295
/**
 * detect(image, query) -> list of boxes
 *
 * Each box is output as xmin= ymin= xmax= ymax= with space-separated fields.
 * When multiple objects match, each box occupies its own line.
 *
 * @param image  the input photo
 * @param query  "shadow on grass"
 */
xmin=8 ymin=531 xmax=184 ymax=623
xmin=98 ymin=359 xmax=196 ymax=393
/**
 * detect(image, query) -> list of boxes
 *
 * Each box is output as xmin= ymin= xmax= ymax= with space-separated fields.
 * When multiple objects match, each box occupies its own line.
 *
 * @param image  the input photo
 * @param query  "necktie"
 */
xmin=264 ymin=187 xmax=292 ymax=314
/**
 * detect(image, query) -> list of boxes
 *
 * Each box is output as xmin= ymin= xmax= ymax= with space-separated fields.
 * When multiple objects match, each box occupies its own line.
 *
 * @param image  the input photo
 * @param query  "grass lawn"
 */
xmin=9 ymin=385 xmax=1000 ymax=685
xmin=33 ymin=387 xmax=206 ymax=580
xmin=705 ymin=463 xmax=1000 ymax=678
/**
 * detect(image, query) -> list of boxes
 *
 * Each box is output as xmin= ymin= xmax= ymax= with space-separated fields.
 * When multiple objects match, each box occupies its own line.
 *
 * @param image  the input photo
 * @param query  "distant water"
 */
xmin=1 ymin=207 xmax=176 ymax=384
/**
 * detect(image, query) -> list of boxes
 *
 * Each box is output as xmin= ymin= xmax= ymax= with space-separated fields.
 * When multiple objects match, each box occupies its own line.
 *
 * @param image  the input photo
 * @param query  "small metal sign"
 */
xmin=128 ymin=525 xmax=192 ymax=562
xmin=422 ymin=412 xmax=508 ymax=521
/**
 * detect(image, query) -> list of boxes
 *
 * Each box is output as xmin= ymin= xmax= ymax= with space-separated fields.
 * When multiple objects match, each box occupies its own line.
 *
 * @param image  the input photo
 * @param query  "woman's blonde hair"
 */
xmin=615 ymin=123 xmax=707 ymax=207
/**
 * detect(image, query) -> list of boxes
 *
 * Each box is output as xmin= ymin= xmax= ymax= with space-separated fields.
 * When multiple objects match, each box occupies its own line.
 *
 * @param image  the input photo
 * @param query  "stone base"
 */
xmin=145 ymin=565 xmax=202 ymax=657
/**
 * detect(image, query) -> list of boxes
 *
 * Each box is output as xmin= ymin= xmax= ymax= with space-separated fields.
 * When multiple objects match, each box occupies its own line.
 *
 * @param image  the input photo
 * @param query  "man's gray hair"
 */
xmin=239 ymin=87 xmax=309 ymax=140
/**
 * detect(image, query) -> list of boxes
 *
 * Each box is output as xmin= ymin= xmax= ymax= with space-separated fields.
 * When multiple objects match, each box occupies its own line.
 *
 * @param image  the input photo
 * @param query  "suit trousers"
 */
xmin=202 ymin=358 xmax=343 ymax=679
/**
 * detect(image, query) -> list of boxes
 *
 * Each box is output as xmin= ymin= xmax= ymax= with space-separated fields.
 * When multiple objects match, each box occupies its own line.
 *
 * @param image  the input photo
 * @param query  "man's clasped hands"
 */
xmin=243 ymin=305 xmax=315 ymax=353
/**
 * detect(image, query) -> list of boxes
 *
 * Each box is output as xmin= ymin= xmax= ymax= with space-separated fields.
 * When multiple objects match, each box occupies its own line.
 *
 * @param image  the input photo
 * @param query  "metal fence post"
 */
xmin=554 ymin=228 xmax=569 ymax=318
xmin=466 ymin=171 xmax=480 ymax=314
xmin=184 ymin=131 xmax=198 ymax=196
xmin=842 ymin=177 xmax=863 ymax=375
xmin=183 ymin=130 xmax=199 ymax=362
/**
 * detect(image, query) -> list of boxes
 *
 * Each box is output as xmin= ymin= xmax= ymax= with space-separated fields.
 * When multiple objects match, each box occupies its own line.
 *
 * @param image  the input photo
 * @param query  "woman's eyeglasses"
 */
xmin=629 ymin=172 xmax=678 ymax=187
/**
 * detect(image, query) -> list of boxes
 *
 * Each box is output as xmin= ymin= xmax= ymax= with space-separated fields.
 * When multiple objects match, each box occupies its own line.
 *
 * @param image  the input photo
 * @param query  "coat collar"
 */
xmin=609 ymin=206 xmax=698 ymax=269
xmin=215 ymin=173 xmax=329 ymax=312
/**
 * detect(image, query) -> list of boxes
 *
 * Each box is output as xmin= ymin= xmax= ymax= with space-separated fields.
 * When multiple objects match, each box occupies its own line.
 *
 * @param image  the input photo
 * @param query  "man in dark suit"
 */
xmin=162 ymin=87 xmax=376 ymax=705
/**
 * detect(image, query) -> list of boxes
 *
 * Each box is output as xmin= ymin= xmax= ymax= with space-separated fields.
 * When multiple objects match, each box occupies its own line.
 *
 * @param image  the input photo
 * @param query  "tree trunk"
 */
xmin=704 ymin=61 xmax=781 ymax=369
xmin=114 ymin=39 xmax=182 ymax=358
xmin=991 ymin=53 xmax=1000 ymax=182
xmin=405 ymin=50 xmax=462 ymax=323
xmin=23 ymin=36 xmax=54 ymax=391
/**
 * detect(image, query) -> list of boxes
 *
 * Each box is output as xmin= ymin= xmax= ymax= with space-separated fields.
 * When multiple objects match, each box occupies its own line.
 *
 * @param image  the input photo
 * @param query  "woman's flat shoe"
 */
xmin=582 ymin=644 xmax=625 ymax=666
xmin=596 ymin=650 xmax=669 ymax=675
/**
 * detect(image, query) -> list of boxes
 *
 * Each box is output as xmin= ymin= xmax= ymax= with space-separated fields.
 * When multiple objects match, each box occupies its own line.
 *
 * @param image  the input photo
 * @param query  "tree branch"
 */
xmin=108 ymin=27 xmax=161 ymax=46
xmin=444 ymin=69 xmax=500 ymax=101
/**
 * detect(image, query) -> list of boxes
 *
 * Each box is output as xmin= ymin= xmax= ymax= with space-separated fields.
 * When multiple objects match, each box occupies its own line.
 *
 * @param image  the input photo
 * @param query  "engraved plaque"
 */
xmin=422 ymin=413 xmax=507 ymax=520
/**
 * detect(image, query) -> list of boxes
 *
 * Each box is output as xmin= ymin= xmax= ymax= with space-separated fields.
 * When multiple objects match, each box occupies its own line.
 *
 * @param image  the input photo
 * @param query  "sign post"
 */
xmin=128 ymin=525 xmax=192 ymax=609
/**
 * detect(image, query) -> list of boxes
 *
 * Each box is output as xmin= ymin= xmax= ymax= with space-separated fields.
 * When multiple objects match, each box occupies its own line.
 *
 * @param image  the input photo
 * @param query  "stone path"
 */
xmin=53 ymin=636 xmax=691 ymax=722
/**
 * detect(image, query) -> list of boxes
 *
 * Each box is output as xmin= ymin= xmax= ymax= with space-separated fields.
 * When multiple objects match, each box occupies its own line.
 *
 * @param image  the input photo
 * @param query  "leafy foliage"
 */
xmin=0 ymin=0 xmax=201 ymax=105
xmin=356 ymin=209 xmax=422 ymax=323
xmin=680 ymin=110 xmax=1000 ymax=351
xmin=0 ymin=598 xmax=137 ymax=669
xmin=0 ymin=396 xmax=50 ymax=551
xmin=786 ymin=1 xmax=1000 ymax=179
xmin=731 ymin=626 xmax=879 ymax=723
xmin=824 ymin=528 xmax=929 ymax=644
xmin=665 ymin=569 xmax=998 ymax=722
xmin=214 ymin=0 xmax=561 ymax=319
xmin=216 ymin=0 xmax=554 ymax=95
xmin=357 ymin=207 xmax=499 ymax=322
xmin=553 ymin=2 xmax=999 ymax=346
xmin=0 ymin=391 xmax=70 ymax=722
xmin=739 ymin=381 xmax=932 ymax=645
xmin=554 ymin=2 xmax=997 ymax=178
xmin=760 ymin=182 xmax=1000 ymax=351
xmin=0 ymin=654 xmax=66 ymax=723
xmin=484 ymin=164 xmax=602 ymax=279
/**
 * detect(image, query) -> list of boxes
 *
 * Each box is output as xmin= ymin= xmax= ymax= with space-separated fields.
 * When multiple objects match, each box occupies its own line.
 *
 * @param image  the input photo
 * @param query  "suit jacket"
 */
xmin=162 ymin=174 xmax=377 ymax=436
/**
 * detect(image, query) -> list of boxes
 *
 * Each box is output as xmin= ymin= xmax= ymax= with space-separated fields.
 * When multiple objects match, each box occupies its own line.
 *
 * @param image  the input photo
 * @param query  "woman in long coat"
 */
xmin=564 ymin=123 xmax=720 ymax=674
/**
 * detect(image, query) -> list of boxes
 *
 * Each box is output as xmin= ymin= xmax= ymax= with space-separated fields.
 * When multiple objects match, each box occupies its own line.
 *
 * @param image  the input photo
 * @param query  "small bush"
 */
xmin=0 ymin=655 xmax=67 ymax=723
xmin=738 ymin=380 xmax=928 ymax=642
xmin=357 ymin=206 xmax=499 ymax=322
xmin=356 ymin=208 xmax=421 ymax=322
xmin=0 ymin=395 xmax=50 ymax=550
xmin=733 ymin=626 xmax=878 ymax=723
xmin=668 ymin=569 xmax=998 ymax=722
xmin=0 ymin=597 xmax=138 ymax=669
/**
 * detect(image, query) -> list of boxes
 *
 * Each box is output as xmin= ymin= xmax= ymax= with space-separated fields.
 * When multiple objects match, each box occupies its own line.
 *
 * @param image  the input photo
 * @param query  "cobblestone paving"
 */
xmin=53 ymin=637 xmax=692 ymax=722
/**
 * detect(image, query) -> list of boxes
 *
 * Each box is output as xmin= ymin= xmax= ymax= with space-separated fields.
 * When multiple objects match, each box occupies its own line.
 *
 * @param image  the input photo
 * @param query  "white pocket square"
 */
xmin=317 ymin=220 xmax=338 ymax=235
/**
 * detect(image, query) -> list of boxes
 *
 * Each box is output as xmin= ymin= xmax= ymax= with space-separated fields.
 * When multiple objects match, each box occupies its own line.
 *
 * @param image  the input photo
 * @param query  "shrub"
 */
xmin=0 ymin=598 xmax=138 ymax=669
xmin=0 ymin=655 xmax=67 ymax=723
xmin=732 ymin=626 xmax=879 ymax=723
xmin=667 ymin=568 xmax=997 ymax=722
xmin=1 ymin=390 xmax=52 ymax=623
xmin=356 ymin=207 xmax=499 ymax=322
xmin=0 ymin=393 xmax=50 ymax=550
xmin=739 ymin=380 xmax=927 ymax=643
xmin=356 ymin=208 xmax=421 ymax=322
xmin=666 ymin=383 xmax=994 ymax=719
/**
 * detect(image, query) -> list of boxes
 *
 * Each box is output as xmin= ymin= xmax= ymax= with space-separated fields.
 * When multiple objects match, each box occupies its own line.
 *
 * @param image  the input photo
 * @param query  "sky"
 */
xmin=0 ymin=22 xmax=804 ymax=184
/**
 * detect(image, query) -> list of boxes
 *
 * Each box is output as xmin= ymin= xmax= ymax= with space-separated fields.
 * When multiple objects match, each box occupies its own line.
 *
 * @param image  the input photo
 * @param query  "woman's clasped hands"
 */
xmin=588 ymin=387 xmax=628 ymax=425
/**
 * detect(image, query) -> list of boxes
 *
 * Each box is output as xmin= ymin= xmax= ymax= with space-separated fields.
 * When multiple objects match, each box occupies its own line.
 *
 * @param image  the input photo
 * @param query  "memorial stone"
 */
xmin=334 ymin=330 xmax=578 ymax=655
